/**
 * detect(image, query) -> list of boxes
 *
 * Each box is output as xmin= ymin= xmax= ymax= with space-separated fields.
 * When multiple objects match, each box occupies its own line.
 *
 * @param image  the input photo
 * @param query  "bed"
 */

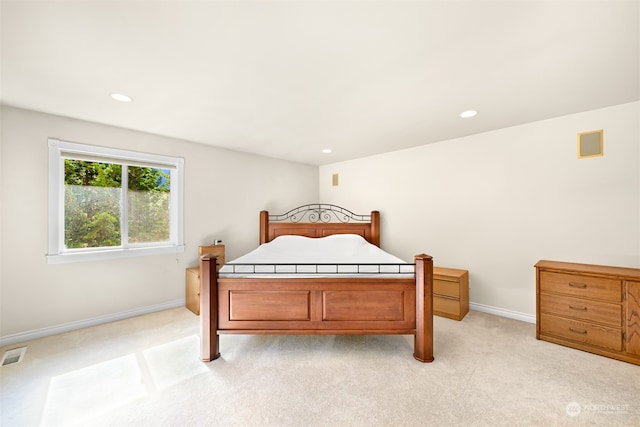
xmin=199 ymin=204 xmax=434 ymax=362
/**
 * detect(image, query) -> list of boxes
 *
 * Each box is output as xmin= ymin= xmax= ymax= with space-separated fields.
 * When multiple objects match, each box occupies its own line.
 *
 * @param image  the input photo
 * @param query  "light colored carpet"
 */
xmin=1 ymin=308 xmax=638 ymax=426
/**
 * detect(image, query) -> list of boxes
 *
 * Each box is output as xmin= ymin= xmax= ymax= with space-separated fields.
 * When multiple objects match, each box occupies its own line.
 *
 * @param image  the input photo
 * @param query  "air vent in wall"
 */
xmin=2 ymin=347 xmax=27 ymax=366
xmin=577 ymin=129 xmax=603 ymax=158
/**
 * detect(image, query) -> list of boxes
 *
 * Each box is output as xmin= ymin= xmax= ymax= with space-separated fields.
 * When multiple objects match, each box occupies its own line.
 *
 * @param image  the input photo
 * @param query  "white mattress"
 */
xmin=219 ymin=234 xmax=414 ymax=278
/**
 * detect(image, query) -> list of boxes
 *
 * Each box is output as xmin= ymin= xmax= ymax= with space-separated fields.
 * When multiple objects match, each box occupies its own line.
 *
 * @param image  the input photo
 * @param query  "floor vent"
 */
xmin=2 ymin=347 xmax=27 ymax=366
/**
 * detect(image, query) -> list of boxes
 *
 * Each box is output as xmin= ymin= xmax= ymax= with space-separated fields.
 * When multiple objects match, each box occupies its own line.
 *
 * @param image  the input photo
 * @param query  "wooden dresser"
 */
xmin=186 ymin=245 xmax=225 ymax=315
xmin=433 ymin=267 xmax=469 ymax=321
xmin=535 ymin=260 xmax=640 ymax=365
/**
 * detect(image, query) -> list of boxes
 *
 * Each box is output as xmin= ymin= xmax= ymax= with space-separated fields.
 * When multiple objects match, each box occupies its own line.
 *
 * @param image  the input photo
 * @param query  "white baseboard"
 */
xmin=0 ymin=299 xmax=185 ymax=348
xmin=469 ymin=302 xmax=536 ymax=324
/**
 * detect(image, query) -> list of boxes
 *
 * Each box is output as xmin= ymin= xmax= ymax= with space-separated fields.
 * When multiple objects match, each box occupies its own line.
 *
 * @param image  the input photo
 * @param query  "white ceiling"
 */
xmin=1 ymin=1 xmax=638 ymax=166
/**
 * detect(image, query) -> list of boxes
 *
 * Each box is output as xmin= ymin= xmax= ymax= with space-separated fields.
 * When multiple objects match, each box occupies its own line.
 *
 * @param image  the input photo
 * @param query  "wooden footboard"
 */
xmin=200 ymin=254 xmax=434 ymax=362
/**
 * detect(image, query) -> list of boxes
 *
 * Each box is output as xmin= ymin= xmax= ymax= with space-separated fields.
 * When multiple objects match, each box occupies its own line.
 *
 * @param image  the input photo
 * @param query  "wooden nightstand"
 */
xmin=185 ymin=244 xmax=225 ymax=315
xmin=433 ymin=267 xmax=469 ymax=321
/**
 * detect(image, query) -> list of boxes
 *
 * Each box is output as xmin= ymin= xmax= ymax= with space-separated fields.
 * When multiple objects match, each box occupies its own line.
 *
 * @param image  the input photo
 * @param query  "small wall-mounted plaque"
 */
xmin=577 ymin=129 xmax=603 ymax=158
xmin=332 ymin=173 xmax=339 ymax=186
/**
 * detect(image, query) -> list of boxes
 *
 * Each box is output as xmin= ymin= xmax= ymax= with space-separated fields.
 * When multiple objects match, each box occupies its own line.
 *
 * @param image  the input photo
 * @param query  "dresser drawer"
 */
xmin=539 ymin=293 xmax=621 ymax=327
xmin=539 ymin=271 xmax=622 ymax=302
xmin=540 ymin=313 xmax=622 ymax=351
xmin=434 ymin=278 xmax=460 ymax=298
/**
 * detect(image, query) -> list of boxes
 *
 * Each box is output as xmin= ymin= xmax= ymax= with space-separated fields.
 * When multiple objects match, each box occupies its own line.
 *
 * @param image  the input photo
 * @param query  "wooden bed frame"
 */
xmin=199 ymin=204 xmax=434 ymax=362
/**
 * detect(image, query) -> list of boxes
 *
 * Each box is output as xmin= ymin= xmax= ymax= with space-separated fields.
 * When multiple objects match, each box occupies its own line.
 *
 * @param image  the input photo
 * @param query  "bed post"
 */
xmin=200 ymin=254 xmax=221 ymax=362
xmin=414 ymin=254 xmax=434 ymax=363
xmin=370 ymin=210 xmax=380 ymax=247
xmin=259 ymin=210 xmax=269 ymax=244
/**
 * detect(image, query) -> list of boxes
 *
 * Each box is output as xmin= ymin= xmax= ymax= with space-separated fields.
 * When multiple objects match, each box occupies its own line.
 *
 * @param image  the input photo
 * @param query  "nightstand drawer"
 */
xmin=539 ymin=293 xmax=621 ymax=327
xmin=540 ymin=313 xmax=622 ymax=352
xmin=539 ymin=271 xmax=621 ymax=302
xmin=434 ymin=279 xmax=460 ymax=298
xmin=434 ymin=295 xmax=461 ymax=318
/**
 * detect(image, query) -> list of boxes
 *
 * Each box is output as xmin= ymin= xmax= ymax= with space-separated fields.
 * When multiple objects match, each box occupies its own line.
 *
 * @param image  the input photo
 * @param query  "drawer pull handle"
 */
xmin=569 ymin=327 xmax=587 ymax=334
xmin=568 ymin=282 xmax=587 ymax=289
xmin=569 ymin=305 xmax=587 ymax=311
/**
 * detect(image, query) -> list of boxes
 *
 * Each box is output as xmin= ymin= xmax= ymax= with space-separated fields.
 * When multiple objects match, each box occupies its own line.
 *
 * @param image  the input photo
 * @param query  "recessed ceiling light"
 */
xmin=322 ymin=149 xmax=332 ymax=154
xmin=460 ymin=110 xmax=478 ymax=118
xmin=111 ymin=93 xmax=133 ymax=103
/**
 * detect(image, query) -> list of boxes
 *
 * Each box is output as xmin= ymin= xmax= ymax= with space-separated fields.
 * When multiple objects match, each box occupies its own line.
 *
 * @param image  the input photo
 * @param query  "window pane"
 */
xmin=64 ymin=160 xmax=122 ymax=248
xmin=127 ymin=166 xmax=171 ymax=244
xmin=50 ymin=139 xmax=184 ymax=263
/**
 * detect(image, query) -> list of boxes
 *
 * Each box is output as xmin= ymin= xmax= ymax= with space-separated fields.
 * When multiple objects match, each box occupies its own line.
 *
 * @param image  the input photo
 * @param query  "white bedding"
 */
xmin=219 ymin=234 xmax=414 ymax=277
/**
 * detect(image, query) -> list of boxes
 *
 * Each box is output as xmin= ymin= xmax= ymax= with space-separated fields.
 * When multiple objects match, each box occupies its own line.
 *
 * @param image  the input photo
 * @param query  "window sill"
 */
xmin=46 ymin=245 xmax=186 ymax=264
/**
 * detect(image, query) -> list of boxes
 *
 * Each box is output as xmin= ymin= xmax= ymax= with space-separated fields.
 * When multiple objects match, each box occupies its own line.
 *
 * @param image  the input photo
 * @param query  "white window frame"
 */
xmin=47 ymin=138 xmax=185 ymax=264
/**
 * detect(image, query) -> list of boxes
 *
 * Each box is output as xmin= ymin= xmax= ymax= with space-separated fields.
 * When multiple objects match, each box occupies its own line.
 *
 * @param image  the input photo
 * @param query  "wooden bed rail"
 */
xmin=199 ymin=253 xmax=434 ymax=363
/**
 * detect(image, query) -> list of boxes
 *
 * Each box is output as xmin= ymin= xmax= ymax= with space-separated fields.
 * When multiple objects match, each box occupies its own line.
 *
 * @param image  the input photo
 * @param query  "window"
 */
xmin=48 ymin=138 xmax=184 ymax=263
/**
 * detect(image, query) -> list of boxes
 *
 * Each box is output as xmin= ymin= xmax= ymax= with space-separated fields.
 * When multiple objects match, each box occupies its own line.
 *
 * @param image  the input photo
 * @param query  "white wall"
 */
xmin=0 ymin=106 xmax=318 ymax=344
xmin=2 ymin=102 xmax=637 ymax=343
xmin=320 ymin=102 xmax=640 ymax=320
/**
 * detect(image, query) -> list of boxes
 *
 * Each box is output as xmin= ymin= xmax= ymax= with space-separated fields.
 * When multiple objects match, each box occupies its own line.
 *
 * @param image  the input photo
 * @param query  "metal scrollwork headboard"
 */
xmin=259 ymin=204 xmax=380 ymax=246
xmin=269 ymin=204 xmax=371 ymax=224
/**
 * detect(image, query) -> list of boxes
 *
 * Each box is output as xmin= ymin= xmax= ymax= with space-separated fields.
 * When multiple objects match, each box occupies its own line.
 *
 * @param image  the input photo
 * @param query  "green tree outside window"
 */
xmin=64 ymin=160 xmax=170 ymax=249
